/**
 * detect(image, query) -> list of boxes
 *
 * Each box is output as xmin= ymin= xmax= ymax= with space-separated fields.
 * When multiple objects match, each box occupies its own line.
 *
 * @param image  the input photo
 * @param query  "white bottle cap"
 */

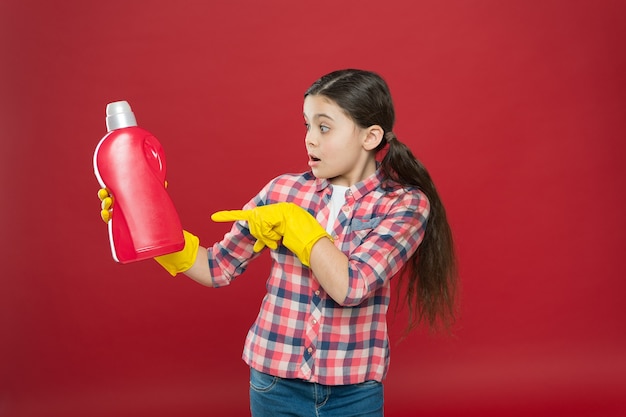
xmin=106 ymin=100 xmax=138 ymax=131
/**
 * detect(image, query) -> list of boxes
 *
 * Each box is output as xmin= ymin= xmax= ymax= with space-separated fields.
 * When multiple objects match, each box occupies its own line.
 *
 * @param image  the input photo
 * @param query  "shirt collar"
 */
xmin=313 ymin=168 xmax=388 ymax=201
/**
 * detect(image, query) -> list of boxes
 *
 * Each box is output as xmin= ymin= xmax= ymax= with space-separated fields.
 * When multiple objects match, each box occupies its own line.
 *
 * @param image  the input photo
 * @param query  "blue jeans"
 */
xmin=249 ymin=368 xmax=384 ymax=417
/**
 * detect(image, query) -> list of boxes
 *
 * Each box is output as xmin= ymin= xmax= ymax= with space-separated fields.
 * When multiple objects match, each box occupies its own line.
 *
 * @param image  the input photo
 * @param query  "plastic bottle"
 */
xmin=93 ymin=101 xmax=184 ymax=264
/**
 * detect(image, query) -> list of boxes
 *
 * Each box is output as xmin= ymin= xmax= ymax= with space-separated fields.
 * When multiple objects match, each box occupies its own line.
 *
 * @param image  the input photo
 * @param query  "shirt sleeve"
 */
xmin=342 ymin=189 xmax=430 ymax=306
xmin=207 ymin=179 xmax=274 ymax=287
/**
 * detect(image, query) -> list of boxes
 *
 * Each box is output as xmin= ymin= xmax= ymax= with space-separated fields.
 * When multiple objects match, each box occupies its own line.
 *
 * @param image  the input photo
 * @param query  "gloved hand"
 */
xmin=97 ymin=180 xmax=169 ymax=222
xmin=97 ymin=188 xmax=199 ymax=276
xmin=211 ymin=202 xmax=332 ymax=267
xmin=213 ymin=204 xmax=283 ymax=253
xmin=153 ymin=230 xmax=199 ymax=276
xmin=98 ymin=187 xmax=114 ymax=223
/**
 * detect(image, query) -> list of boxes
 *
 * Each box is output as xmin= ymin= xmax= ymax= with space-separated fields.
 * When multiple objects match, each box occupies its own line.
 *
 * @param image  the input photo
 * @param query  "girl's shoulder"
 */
xmin=261 ymin=171 xmax=318 ymax=202
xmin=270 ymin=170 xmax=315 ymax=185
xmin=267 ymin=171 xmax=316 ymax=190
xmin=376 ymin=182 xmax=430 ymax=213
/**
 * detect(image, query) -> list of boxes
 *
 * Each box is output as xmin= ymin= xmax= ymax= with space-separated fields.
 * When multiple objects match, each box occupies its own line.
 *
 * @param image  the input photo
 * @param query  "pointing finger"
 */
xmin=211 ymin=210 xmax=252 ymax=223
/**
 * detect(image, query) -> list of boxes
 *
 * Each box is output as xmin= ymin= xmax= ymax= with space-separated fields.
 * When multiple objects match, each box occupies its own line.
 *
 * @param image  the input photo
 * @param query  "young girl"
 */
xmin=100 ymin=69 xmax=458 ymax=416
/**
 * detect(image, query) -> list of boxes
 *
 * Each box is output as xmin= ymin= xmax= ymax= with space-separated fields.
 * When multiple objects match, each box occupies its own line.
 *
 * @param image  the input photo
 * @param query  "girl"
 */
xmin=100 ymin=69 xmax=458 ymax=416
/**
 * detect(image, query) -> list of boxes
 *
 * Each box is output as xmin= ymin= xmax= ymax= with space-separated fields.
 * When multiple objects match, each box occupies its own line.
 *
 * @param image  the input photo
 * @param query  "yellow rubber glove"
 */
xmin=98 ymin=188 xmax=113 ymax=223
xmin=97 ymin=188 xmax=199 ymax=276
xmin=211 ymin=202 xmax=332 ymax=267
xmin=212 ymin=204 xmax=283 ymax=253
xmin=153 ymin=230 xmax=200 ymax=276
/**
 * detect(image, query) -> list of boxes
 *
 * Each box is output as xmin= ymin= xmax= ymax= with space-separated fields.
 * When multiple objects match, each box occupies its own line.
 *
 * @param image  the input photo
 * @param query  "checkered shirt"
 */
xmin=208 ymin=169 xmax=429 ymax=385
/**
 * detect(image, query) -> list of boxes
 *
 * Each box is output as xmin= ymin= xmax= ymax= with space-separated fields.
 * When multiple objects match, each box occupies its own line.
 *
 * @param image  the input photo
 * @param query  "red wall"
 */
xmin=1 ymin=1 xmax=625 ymax=416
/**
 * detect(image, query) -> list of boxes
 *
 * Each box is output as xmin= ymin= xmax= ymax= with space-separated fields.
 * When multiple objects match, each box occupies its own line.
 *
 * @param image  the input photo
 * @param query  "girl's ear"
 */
xmin=363 ymin=125 xmax=384 ymax=151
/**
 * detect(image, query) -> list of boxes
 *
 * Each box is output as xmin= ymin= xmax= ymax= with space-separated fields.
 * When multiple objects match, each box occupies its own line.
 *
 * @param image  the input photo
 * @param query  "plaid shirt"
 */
xmin=208 ymin=169 xmax=429 ymax=385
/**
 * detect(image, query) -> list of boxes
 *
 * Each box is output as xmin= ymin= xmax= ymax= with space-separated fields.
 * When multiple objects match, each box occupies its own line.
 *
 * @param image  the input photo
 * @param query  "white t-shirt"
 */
xmin=326 ymin=185 xmax=349 ymax=234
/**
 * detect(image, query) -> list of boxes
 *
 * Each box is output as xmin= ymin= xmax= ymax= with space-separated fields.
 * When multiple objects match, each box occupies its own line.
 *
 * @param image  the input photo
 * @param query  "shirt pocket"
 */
xmin=349 ymin=217 xmax=382 ymax=247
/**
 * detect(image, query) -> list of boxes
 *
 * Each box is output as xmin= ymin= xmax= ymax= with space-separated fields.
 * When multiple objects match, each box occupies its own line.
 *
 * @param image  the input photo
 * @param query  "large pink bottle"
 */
xmin=93 ymin=101 xmax=185 ymax=264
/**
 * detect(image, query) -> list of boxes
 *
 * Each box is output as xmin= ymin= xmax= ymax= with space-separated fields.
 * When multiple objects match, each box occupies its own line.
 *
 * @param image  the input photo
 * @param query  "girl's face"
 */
xmin=303 ymin=95 xmax=380 ymax=187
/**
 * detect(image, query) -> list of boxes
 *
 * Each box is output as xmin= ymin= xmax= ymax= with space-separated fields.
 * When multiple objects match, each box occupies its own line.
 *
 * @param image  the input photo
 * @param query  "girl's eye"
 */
xmin=320 ymin=125 xmax=330 ymax=133
xmin=304 ymin=122 xmax=310 ymax=131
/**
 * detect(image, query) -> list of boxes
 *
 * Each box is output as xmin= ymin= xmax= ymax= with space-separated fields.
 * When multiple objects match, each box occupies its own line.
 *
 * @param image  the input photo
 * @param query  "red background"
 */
xmin=1 ymin=1 xmax=625 ymax=416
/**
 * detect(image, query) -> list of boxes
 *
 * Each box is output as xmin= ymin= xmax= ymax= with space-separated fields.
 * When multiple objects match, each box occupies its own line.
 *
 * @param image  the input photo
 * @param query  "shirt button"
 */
xmin=315 ymin=290 xmax=320 ymax=296
xmin=307 ymin=347 xmax=313 ymax=353
xmin=342 ymin=206 xmax=350 ymax=213
xmin=312 ymin=319 xmax=317 ymax=325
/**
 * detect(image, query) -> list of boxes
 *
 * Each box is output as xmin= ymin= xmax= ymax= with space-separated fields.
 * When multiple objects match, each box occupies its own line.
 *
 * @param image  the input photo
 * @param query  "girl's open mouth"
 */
xmin=308 ymin=154 xmax=320 ymax=167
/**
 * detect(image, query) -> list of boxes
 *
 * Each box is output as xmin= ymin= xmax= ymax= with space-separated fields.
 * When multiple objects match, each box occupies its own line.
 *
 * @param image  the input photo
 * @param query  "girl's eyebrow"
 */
xmin=303 ymin=112 xmax=335 ymax=121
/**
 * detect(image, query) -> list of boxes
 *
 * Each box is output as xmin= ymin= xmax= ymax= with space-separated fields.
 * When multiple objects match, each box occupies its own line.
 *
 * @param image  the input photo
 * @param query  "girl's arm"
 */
xmin=309 ymin=238 xmax=349 ymax=304
xmin=182 ymin=246 xmax=214 ymax=287
xmin=310 ymin=191 xmax=429 ymax=307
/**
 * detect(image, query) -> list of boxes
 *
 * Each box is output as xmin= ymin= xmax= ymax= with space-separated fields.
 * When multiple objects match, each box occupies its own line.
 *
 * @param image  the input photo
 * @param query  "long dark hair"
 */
xmin=305 ymin=69 xmax=458 ymax=331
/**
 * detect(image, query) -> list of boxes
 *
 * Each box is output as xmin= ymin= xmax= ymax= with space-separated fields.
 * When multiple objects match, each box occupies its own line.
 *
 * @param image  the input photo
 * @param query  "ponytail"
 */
xmin=380 ymin=133 xmax=458 ymax=332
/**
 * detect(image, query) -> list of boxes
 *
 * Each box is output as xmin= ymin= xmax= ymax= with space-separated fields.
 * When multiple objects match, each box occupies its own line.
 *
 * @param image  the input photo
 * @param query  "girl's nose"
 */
xmin=305 ymin=131 xmax=316 ymax=146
